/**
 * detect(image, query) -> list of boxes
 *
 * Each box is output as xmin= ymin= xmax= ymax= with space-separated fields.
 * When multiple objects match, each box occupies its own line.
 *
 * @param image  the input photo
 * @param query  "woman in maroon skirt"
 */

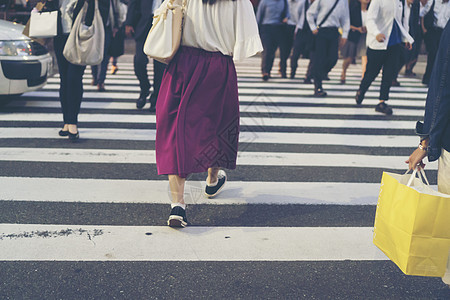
xmin=155 ymin=0 xmax=263 ymax=227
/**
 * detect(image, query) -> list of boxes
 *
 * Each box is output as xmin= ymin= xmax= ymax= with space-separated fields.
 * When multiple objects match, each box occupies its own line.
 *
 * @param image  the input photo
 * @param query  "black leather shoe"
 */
xmin=314 ymin=88 xmax=327 ymax=97
xmin=136 ymin=92 xmax=149 ymax=109
xmin=68 ymin=131 xmax=79 ymax=141
xmin=303 ymin=77 xmax=312 ymax=84
xmin=375 ymin=102 xmax=393 ymax=115
xmin=59 ymin=129 xmax=69 ymax=137
xmin=355 ymin=90 xmax=364 ymax=105
xmin=97 ymin=83 xmax=106 ymax=92
xmin=391 ymin=80 xmax=400 ymax=87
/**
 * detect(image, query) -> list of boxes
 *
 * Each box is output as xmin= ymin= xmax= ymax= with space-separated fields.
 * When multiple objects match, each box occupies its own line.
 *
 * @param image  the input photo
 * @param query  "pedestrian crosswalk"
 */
xmin=0 ymin=56 xmax=447 ymax=297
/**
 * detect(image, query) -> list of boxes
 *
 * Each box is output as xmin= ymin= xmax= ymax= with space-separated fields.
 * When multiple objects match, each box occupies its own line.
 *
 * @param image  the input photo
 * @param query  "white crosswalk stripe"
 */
xmin=0 ymin=57 xmax=431 ymax=266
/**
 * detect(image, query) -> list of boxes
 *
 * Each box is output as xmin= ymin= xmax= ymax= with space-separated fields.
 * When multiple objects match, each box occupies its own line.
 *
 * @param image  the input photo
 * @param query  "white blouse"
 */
xmin=181 ymin=0 xmax=263 ymax=61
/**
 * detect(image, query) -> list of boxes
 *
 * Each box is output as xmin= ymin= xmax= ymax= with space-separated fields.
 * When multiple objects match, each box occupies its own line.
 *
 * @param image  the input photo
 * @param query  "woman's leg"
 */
xmin=53 ymin=35 xmax=69 ymax=130
xmin=66 ymin=63 xmax=86 ymax=133
xmin=206 ymin=167 xmax=220 ymax=185
xmin=168 ymin=175 xmax=188 ymax=227
xmin=168 ymin=175 xmax=186 ymax=205
xmin=341 ymin=57 xmax=352 ymax=81
xmin=361 ymin=55 xmax=368 ymax=79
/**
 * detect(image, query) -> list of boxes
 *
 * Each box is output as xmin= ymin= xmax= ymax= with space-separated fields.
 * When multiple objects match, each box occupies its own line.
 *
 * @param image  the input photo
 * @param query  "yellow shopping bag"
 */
xmin=373 ymin=168 xmax=450 ymax=277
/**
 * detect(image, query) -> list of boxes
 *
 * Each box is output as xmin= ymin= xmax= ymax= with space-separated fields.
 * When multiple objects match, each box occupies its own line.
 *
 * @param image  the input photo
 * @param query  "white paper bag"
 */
xmin=29 ymin=10 xmax=58 ymax=38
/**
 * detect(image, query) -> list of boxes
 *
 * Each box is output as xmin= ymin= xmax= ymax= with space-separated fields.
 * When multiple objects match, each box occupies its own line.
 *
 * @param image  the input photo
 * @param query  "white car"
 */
xmin=0 ymin=19 xmax=52 ymax=97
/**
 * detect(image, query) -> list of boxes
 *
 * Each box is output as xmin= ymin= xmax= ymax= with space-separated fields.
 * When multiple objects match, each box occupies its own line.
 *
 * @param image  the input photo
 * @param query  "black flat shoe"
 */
xmin=68 ymin=131 xmax=79 ymax=141
xmin=136 ymin=91 xmax=150 ymax=109
xmin=314 ymin=88 xmax=327 ymax=97
xmin=59 ymin=130 xmax=69 ymax=137
xmin=355 ymin=90 xmax=364 ymax=105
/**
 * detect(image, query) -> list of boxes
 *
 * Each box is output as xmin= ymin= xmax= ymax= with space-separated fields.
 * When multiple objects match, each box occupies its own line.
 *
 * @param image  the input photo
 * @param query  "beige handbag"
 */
xmin=63 ymin=0 xmax=105 ymax=66
xmin=143 ymin=0 xmax=187 ymax=64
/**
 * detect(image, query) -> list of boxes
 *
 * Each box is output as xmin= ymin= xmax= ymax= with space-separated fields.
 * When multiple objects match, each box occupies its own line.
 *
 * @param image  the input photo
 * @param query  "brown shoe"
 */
xmin=111 ymin=65 xmax=118 ymax=75
xmin=97 ymin=83 xmax=105 ymax=92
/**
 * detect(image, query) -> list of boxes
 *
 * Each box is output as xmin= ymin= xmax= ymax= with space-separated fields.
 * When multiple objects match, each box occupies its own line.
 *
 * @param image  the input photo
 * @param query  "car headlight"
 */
xmin=0 ymin=40 xmax=49 ymax=56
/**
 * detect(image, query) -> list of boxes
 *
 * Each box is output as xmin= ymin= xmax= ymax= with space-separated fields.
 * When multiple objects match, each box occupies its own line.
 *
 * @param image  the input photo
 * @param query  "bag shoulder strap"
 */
xmin=318 ymin=0 xmax=340 ymax=28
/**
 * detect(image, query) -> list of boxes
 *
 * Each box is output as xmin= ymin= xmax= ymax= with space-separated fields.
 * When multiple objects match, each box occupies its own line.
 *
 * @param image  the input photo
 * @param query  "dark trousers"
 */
xmin=290 ymin=29 xmax=310 ymax=75
xmin=359 ymin=44 xmax=402 ymax=101
xmin=405 ymin=30 xmax=422 ymax=73
xmin=151 ymin=60 xmax=166 ymax=107
xmin=423 ymin=27 xmax=443 ymax=84
xmin=313 ymin=27 xmax=339 ymax=89
xmin=260 ymin=24 xmax=284 ymax=75
xmin=135 ymin=37 xmax=151 ymax=94
xmin=279 ymin=24 xmax=296 ymax=74
xmin=91 ymin=26 xmax=113 ymax=85
xmin=54 ymin=35 xmax=86 ymax=125
xmin=134 ymin=38 xmax=166 ymax=99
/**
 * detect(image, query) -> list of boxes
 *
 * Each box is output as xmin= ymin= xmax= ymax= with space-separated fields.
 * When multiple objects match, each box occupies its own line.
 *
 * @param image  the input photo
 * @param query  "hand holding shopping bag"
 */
xmin=373 ymin=167 xmax=450 ymax=277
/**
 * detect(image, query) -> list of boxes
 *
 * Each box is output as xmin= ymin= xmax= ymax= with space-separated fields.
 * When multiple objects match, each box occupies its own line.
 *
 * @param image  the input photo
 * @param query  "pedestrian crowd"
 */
xmin=28 ymin=0 xmax=449 ymax=286
xmin=255 ymin=0 xmax=449 ymax=115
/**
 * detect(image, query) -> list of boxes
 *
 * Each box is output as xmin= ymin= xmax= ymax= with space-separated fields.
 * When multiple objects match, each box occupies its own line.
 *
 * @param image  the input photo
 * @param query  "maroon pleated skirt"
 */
xmin=155 ymin=46 xmax=240 ymax=178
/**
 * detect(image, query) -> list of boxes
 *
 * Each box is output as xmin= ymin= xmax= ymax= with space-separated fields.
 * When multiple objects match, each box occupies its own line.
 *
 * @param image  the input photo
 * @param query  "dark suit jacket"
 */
xmin=347 ymin=0 xmax=362 ymax=43
xmin=125 ymin=0 xmax=154 ymax=40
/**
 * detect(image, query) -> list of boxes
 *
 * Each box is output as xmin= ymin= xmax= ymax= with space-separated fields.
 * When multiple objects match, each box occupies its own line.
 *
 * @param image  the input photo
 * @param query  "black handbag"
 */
xmin=108 ymin=26 xmax=125 ymax=57
xmin=107 ymin=0 xmax=125 ymax=57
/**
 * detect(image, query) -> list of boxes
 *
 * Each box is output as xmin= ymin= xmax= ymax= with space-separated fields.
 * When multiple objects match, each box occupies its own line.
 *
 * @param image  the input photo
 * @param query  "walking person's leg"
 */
xmin=376 ymin=43 xmax=401 ymax=115
xmin=96 ymin=27 xmax=113 ymax=92
xmin=355 ymin=47 xmax=385 ymax=105
xmin=205 ymin=167 xmax=227 ymax=198
xmin=341 ymin=57 xmax=352 ymax=83
xmin=168 ymin=175 xmax=188 ymax=227
xmin=54 ymin=35 xmax=70 ymax=134
xmin=91 ymin=65 xmax=99 ymax=86
xmin=134 ymin=38 xmax=151 ymax=108
xmin=325 ymin=29 xmax=339 ymax=76
xmin=290 ymin=30 xmax=303 ymax=79
xmin=279 ymin=25 xmax=295 ymax=78
xmin=423 ymin=28 xmax=440 ymax=85
xmin=304 ymin=51 xmax=314 ymax=83
xmin=66 ymin=63 xmax=86 ymax=139
xmin=260 ymin=25 xmax=278 ymax=81
xmin=391 ymin=46 xmax=406 ymax=86
xmin=312 ymin=29 xmax=327 ymax=96
xmin=149 ymin=60 xmax=166 ymax=112
xmin=361 ymin=55 xmax=368 ymax=78
xmin=111 ymin=57 xmax=119 ymax=74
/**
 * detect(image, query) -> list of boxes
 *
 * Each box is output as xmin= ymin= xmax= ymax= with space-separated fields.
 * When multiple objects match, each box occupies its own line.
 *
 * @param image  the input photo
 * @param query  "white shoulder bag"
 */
xmin=143 ymin=0 xmax=187 ymax=64
xmin=63 ymin=0 xmax=105 ymax=66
